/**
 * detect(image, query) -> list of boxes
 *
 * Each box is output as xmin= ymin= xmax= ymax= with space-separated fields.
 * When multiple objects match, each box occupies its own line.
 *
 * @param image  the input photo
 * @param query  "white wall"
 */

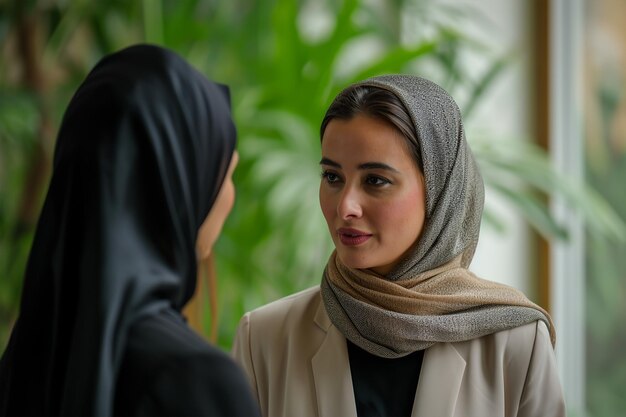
xmin=435 ymin=0 xmax=537 ymax=297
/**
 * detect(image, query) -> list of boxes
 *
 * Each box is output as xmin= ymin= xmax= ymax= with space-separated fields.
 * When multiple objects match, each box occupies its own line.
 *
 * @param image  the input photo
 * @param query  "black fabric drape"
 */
xmin=0 ymin=44 xmax=258 ymax=416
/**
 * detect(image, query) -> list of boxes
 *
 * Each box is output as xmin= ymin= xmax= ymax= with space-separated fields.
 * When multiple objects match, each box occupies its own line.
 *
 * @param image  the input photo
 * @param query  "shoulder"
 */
xmin=245 ymin=285 xmax=322 ymax=326
xmin=147 ymin=346 xmax=259 ymax=417
xmin=116 ymin=312 xmax=259 ymax=416
xmin=451 ymin=320 xmax=555 ymax=387
xmin=440 ymin=321 xmax=563 ymax=416
xmin=234 ymin=286 xmax=326 ymax=355
xmin=454 ymin=320 xmax=550 ymax=359
xmin=499 ymin=320 xmax=553 ymax=361
xmin=161 ymin=339 xmax=247 ymax=384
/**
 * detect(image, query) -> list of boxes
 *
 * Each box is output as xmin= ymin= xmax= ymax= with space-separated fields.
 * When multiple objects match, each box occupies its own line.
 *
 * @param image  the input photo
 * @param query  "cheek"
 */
xmin=222 ymin=182 xmax=235 ymax=215
xmin=319 ymin=187 xmax=335 ymax=224
xmin=381 ymin=187 xmax=425 ymax=237
xmin=214 ymin=180 xmax=234 ymax=213
xmin=195 ymin=181 xmax=236 ymax=258
xmin=196 ymin=216 xmax=213 ymax=257
xmin=405 ymin=187 xmax=426 ymax=236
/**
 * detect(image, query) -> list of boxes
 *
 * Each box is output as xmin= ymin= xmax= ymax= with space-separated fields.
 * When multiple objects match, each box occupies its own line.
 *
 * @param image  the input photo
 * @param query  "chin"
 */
xmin=336 ymin=253 xmax=374 ymax=271
xmin=336 ymin=252 xmax=395 ymax=276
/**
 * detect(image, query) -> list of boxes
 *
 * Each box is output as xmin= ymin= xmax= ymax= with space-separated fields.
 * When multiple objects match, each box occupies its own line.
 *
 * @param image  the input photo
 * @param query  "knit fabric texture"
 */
xmin=321 ymin=75 xmax=555 ymax=358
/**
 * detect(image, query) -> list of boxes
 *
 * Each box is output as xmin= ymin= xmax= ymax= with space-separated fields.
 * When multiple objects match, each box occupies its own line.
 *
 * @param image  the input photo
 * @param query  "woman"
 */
xmin=0 ymin=44 xmax=259 ymax=417
xmin=233 ymin=75 xmax=565 ymax=417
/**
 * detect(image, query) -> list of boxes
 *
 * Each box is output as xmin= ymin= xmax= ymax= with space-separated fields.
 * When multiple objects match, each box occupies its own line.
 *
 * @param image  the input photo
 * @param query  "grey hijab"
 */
xmin=321 ymin=75 xmax=554 ymax=358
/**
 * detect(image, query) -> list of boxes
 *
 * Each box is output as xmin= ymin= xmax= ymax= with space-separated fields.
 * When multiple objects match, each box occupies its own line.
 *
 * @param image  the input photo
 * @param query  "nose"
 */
xmin=337 ymin=186 xmax=363 ymax=220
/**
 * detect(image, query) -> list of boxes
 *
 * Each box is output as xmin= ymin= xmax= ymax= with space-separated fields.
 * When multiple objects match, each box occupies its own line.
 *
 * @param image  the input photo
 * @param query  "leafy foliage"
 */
xmin=0 ymin=0 xmax=623 ymax=355
xmin=584 ymin=66 xmax=626 ymax=417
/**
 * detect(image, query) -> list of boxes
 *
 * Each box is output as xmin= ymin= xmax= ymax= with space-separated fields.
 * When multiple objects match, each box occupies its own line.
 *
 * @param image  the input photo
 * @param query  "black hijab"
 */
xmin=0 ymin=44 xmax=237 ymax=416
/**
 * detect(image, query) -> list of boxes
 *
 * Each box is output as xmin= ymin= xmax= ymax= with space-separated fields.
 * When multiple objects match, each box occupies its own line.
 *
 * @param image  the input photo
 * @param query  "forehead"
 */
xmin=321 ymin=115 xmax=415 ymax=166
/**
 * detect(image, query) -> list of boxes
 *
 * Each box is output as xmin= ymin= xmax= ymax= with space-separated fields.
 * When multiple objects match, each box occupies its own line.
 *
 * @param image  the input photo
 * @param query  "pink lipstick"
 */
xmin=337 ymin=228 xmax=372 ymax=246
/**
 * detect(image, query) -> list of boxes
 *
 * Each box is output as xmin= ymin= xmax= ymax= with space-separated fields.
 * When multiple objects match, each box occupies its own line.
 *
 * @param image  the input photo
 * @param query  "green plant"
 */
xmin=0 ymin=0 xmax=624 ymax=353
xmin=584 ymin=68 xmax=626 ymax=417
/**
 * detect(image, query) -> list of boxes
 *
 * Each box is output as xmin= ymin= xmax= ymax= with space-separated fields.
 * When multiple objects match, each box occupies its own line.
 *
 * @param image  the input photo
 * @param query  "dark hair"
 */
xmin=320 ymin=85 xmax=422 ymax=171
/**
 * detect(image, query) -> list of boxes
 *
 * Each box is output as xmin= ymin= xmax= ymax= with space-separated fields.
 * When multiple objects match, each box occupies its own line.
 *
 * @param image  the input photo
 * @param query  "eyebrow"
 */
xmin=319 ymin=158 xmax=400 ymax=173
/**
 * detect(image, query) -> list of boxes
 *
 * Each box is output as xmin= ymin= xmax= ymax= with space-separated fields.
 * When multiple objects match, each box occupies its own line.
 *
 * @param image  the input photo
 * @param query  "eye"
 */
xmin=321 ymin=170 xmax=341 ymax=184
xmin=365 ymin=175 xmax=391 ymax=186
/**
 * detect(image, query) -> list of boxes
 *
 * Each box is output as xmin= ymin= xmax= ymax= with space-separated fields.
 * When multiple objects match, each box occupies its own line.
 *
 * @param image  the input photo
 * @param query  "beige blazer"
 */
xmin=233 ymin=286 xmax=565 ymax=417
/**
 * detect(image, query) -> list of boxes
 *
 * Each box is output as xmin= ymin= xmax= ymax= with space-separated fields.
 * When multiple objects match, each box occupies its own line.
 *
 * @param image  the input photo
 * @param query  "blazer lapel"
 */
xmin=411 ymin=343 xmax=466 ymax=417
xmin=311 ymin=302 xmax=358 ymax=417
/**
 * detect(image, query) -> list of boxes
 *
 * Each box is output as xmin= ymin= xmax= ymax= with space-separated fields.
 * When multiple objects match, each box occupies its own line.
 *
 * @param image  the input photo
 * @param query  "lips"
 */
xmin=337 ymin=228 xmax=372 ymax=246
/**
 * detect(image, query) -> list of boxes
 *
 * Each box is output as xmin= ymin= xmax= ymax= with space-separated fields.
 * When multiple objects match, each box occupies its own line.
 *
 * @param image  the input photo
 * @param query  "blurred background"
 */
xmin=0 ymin=0 xmax=625 ymax=415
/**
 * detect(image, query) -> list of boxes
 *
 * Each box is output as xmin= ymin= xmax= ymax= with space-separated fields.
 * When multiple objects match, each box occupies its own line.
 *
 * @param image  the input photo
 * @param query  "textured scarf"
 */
xmin=321 ymin=75 xmax=555 ymax=358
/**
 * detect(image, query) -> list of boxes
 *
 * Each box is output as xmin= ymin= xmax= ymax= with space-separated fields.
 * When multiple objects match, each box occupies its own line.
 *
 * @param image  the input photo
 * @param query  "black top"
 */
xmin=114 ymin=310 xmax=258 ymax=416
xmin=347 ymin=340 xmax=424 ymax=417
xmin=0 ymin=44 xmax=258 ymax=417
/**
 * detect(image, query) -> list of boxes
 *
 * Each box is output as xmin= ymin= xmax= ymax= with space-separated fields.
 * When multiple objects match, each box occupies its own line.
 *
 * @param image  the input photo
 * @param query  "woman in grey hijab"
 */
xmin=232 ymin=75 xmax=565 ymax=417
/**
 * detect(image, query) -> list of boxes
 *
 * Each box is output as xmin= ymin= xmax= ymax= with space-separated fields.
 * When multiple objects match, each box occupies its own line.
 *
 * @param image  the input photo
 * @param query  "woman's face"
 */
xmin=319 ymin=115 xmax=426 ymax=275
xmin=196 ymin=151 xmax=239 ymax=259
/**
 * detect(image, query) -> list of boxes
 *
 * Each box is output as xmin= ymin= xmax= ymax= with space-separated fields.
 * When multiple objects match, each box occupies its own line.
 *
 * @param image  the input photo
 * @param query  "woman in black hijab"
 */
xmin=0 ymin=44 xmax=259 ymax=417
